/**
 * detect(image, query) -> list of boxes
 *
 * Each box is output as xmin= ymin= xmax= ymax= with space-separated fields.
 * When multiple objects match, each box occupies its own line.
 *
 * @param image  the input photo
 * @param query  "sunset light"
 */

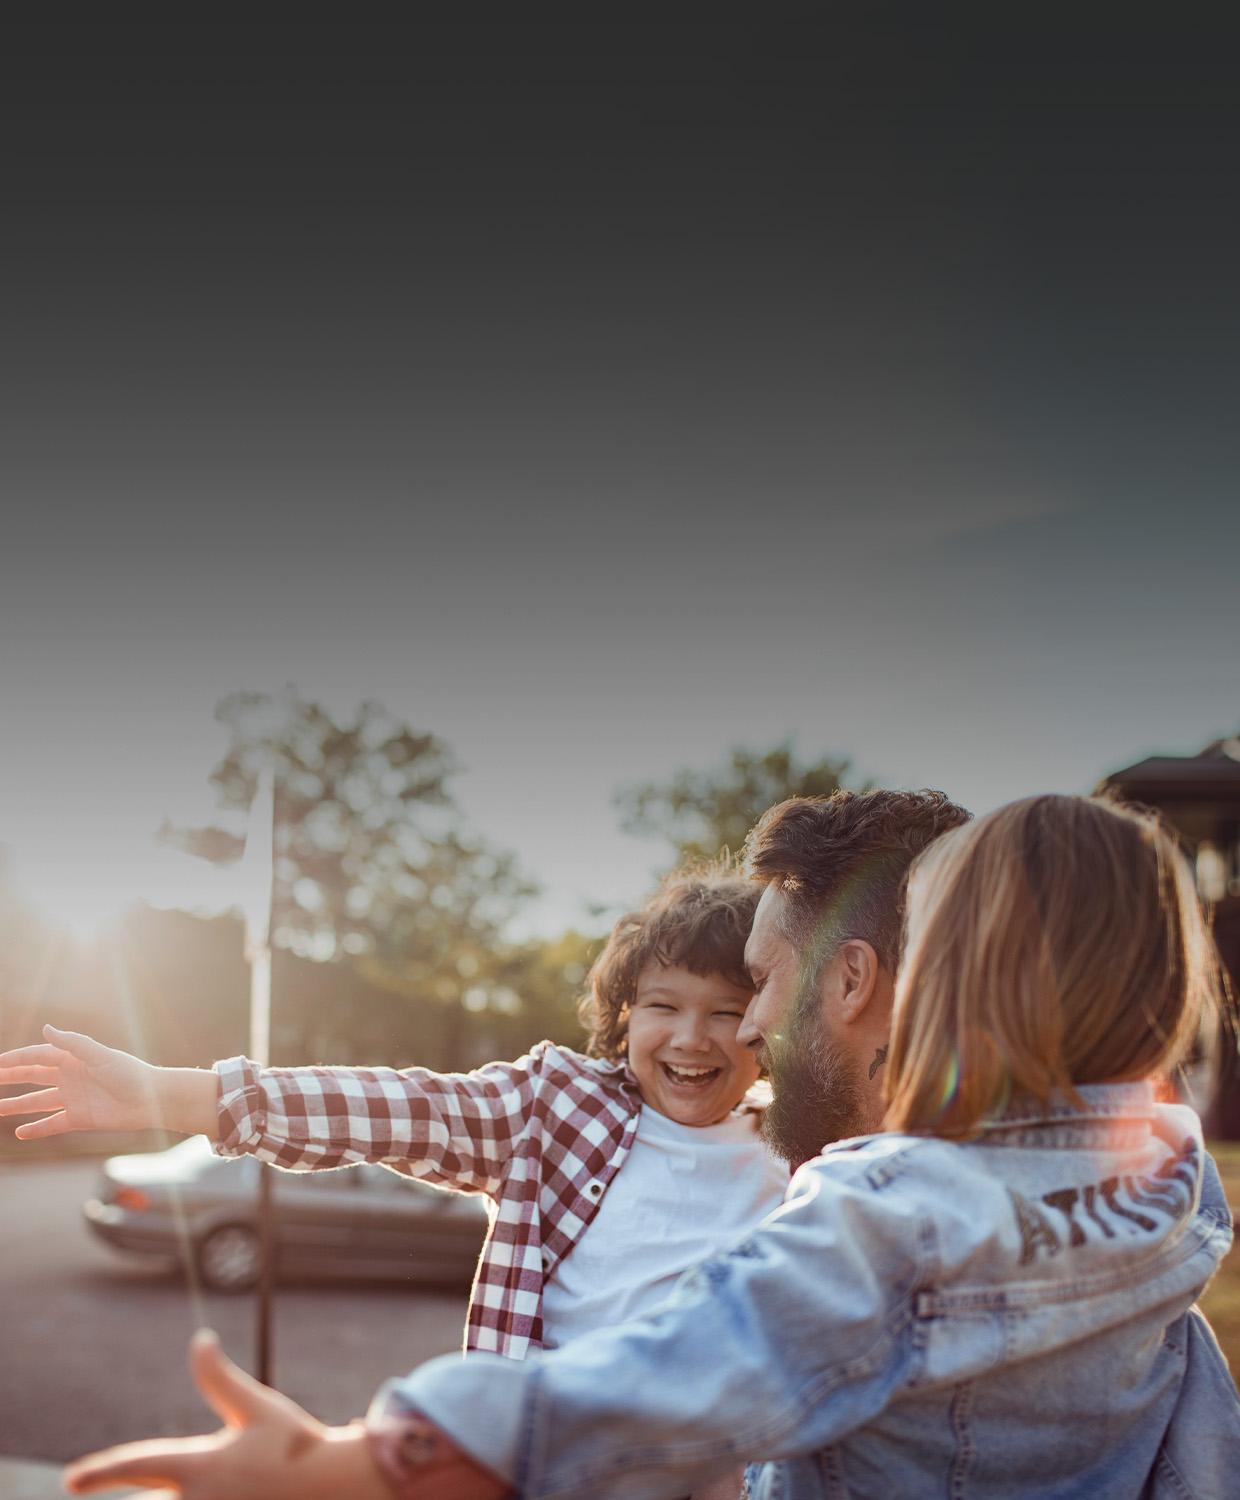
xmin=6 ymin=836 xmax=236 ymax=942
xmin=10 ymin=847 xmax=132 ymax=940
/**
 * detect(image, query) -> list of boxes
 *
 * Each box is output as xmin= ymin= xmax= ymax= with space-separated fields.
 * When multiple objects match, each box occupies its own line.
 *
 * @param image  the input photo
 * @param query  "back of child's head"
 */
xmin=580 ymin=862 xmax=758 ymax=1061
xmin=885 ymin=793 xmax=1223 ymax=1138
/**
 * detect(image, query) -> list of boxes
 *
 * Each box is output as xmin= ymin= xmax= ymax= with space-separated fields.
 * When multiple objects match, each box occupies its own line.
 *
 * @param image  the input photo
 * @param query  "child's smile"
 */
xmin=626 ymin=963 xmax=760 ymax=1126
xmin=660 ymin=1061 xmax=721 ymax=1087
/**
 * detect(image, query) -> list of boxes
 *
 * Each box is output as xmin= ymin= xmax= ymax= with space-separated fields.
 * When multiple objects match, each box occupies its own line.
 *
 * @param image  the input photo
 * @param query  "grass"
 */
xmin=1201 ymin=1141 xmax=1240 ymax=1384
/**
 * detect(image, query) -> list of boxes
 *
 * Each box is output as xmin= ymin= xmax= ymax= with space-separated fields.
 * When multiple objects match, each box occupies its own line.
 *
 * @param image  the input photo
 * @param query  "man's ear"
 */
xmin=834 ymin=939 xmax=882 ymax=1024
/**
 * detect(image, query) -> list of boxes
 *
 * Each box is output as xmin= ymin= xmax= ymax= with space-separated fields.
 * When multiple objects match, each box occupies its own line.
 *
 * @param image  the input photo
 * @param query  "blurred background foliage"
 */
xmin=617 ymin=742 xmax=858 ymax=864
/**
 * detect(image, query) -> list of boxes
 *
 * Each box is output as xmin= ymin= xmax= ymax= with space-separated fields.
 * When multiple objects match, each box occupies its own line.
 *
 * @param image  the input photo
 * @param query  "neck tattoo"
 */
xmin=868 ymin=1044 xmax=889 ymax=1081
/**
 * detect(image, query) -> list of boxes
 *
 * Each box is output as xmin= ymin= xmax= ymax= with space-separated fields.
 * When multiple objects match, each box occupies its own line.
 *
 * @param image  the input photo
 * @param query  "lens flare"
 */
xmin=106 ymin=931 xmax=211 ymax=1333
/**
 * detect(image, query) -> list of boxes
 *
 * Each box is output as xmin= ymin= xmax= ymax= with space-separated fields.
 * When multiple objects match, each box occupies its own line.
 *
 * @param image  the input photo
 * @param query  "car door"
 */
xmin=346 ymin=1164 xmax=488 ymax=1282
xmin=270 ymin=1166 xmax=367 ymax=1272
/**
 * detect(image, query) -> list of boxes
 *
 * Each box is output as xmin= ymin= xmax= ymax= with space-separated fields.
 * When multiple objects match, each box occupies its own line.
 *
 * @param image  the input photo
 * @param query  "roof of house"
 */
xmin=1101 ymin=738 xmax=1240 ymax=804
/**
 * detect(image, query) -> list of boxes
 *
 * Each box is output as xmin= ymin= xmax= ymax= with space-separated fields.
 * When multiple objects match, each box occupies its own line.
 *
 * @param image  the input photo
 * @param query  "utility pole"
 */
xmin=241 ymin=763 xmax=276 ymax=1384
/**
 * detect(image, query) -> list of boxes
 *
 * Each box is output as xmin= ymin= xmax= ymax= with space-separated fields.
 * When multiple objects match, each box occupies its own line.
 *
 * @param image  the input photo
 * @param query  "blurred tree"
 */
xmin=161 ymin=689 xmax=536 ymax=1063
xmin=346 ymin=925 xmax=599 ymax=1071
xmin=0 ymin=847 xmax=61 ymax=1055
xmin=480 ymin=927 xmax=599 ymax=1058
xmin=617 ymin=741 xmax=859 ymax=865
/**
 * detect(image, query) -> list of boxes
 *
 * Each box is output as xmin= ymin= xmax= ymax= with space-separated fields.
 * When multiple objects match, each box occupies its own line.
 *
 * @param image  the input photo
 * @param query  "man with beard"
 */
xmin=739 ymin=790 xmax=970 ymax=1168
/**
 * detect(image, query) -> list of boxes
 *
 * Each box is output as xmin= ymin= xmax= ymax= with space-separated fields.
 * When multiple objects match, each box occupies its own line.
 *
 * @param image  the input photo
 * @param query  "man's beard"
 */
xmin=761 ymin=995 xmax=867 ymax=1169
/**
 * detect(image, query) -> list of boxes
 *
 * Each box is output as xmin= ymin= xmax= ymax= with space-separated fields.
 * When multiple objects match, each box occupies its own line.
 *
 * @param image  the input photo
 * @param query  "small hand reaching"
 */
xmin=63 ymin=1330 xmax=383 ymax=1500
xmin=64 ymin=1330 xmax=510 ymax=1500
xmin=0 ymin=1024 xmax=162 ymax=1138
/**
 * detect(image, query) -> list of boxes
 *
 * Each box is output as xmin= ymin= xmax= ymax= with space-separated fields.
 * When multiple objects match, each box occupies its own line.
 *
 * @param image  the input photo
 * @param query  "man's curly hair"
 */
xmin=580 ymin=862 xmax=758 ymax=1061
xmin=743 ymin=789 xmax=971 ymax=974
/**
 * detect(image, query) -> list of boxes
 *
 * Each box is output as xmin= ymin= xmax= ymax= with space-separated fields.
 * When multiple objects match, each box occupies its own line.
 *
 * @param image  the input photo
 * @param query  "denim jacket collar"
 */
xmin=980 ymin=1080 xmax=1155 ymax=1127
xmin=973 ymin=1081 xmax=1158 ymax=1150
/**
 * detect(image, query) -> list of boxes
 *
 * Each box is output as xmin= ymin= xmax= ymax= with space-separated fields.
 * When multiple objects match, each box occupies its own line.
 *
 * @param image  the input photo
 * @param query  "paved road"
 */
xmin=0 ymin=1157 xmax=471 ymax=1465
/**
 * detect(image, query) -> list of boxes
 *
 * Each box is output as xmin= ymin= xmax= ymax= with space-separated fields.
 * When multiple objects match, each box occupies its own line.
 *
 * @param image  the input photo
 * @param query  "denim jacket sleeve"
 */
xmin=1146 ymin=1306 xmax=1240 ymax=1499
xmin=375 ymin=1150 xmax=928 ymax=1499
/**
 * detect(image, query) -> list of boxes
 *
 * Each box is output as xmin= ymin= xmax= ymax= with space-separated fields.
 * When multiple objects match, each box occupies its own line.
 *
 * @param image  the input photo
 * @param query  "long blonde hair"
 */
xmin=883 ymin=794 xmax=1222 ymax=1137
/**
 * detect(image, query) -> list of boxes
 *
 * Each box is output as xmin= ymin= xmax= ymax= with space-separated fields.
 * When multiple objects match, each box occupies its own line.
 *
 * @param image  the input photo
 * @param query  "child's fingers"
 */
xmin=0 ymin=1087 xmax=62 ymax=1117
xmin=63 ymin=1435 xmax=213 ymax=1492
xmin=43 ymin=1025 xmax=113 ymax=1064
xmin=189 ymin=1329 xmax=280 ymax=1428
xmin=13 ymin=1111 xmax=71 ymax=1141
xmin=0 ymin=1044 xmax=63 ymax=1069
xmin=0 ymin=1064 xmax=59 ymax=1086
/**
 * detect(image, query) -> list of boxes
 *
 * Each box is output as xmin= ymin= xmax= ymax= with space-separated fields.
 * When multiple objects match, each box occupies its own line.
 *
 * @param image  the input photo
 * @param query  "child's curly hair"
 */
xmin=579 ymin=861 xmax=759 ymax=1061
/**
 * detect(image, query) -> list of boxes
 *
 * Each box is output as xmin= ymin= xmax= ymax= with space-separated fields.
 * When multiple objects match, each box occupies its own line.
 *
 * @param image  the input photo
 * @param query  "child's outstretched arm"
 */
xmin=2 ymin=1021 xmax=556 ymax=1197
xmin=213 ymin=1048 xmax=548 ymax=1197
xmin=0 ymin=1025 xmax=218 ymax=1140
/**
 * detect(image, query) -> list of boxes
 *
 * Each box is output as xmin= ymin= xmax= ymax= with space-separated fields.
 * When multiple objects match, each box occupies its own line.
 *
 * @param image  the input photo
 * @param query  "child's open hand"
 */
xmin=63 ymin=1330 xmax=510 ymax=1500
xmin=0 ymin=1024 xmax=159 ymax=1138
xmin=62 ymin=1329 xmax=388 ymax=1500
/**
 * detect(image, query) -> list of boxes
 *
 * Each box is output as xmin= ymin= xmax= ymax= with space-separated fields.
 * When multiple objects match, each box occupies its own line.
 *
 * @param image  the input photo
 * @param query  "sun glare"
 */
xmin=7 ymin=834 xmax=240 ymax=942
xmin=14 ymin=856 xmax=130 ymax=941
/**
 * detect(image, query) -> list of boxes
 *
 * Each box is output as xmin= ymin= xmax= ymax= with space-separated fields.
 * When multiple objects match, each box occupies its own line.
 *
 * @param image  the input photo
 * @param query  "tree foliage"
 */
xmin=162 ymin=689 xmax=533 ymax=1000
xmin=617 ymin=741 xmax=859 ymax=865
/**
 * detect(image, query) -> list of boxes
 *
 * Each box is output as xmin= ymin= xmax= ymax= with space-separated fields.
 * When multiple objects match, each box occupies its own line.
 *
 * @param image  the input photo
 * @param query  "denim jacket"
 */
xmin=378 ymin=1084 xmax=1239 ymax=1498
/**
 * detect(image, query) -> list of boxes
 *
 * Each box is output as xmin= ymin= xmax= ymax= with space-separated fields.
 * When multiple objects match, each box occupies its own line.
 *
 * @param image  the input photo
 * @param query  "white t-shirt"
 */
xmin=540 ymin=1103 xmax=790 ymax=1349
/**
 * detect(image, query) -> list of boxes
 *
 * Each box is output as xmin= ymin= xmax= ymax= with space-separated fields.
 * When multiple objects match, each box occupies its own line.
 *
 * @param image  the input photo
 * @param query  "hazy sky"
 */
xmin=3 ymin=16 xmax=1238 ymax=935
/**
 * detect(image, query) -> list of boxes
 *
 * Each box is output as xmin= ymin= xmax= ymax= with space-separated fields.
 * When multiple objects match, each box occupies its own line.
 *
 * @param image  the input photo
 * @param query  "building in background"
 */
xmin=1101 ymin=738 xmax=1240 ymax=1139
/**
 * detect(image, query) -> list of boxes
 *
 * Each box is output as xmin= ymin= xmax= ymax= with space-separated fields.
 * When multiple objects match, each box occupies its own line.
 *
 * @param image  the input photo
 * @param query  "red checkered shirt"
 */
xmin=213 ymin=1041 xmax=645 ymax=1358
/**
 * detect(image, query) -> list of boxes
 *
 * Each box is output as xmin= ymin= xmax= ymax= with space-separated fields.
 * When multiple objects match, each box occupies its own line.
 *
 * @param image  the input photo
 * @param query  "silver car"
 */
xmin=83 ymin=1135 xmax=489 ymax=1292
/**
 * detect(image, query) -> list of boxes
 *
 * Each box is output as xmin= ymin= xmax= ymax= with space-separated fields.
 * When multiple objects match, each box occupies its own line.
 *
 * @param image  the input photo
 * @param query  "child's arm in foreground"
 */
xmin=0 ymin=1026 xmax=218 ymax=1139
xmin=63 ymin=1330 xmax=510 ymax=1500
xmin=0 ymin=1024 xmax=541 ymax=1194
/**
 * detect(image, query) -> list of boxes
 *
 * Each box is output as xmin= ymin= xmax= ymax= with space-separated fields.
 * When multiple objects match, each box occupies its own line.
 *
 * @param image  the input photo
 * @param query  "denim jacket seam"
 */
xmin=793 ymin=1294 xmax=913 ymax=1407
xmin=1198 ymin=1203 xmax=1234 ymax=1237
xmin=1152 ymin=1447 xmax=1197 ymax=1500
xmin=972 ymin=1124 xmax=1152 ymax=1151
xmin=858 ymin=1142 xmax=925 ymax=1191
xmin=918 ymin=1208 xmax=1221 ymax=1321
xmin=948 ymin=1379 xmax=976 ymax=1499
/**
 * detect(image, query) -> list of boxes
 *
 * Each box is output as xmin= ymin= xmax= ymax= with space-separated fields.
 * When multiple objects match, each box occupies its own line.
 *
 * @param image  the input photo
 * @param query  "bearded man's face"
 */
xmin=759 ymin=976 xmax=866 ymax=1167
xmin=741 ymin=885 xmax=869 ymax=1168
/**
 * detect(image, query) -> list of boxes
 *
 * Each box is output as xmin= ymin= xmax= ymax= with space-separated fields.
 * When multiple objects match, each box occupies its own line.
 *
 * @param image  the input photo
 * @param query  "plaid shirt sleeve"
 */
xmin=213 ymin=1047 xmax=550 ymax=1197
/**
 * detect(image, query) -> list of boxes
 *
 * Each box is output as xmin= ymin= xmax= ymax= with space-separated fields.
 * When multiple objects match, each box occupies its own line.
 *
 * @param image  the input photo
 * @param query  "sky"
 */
xmin=2 ymin=15 xmax=1239 ymax=938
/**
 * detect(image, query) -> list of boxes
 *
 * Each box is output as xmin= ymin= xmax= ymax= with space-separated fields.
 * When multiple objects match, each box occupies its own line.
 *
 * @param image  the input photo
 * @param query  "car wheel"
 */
xmin=196 ymin=1224 xmax=263 ymax=1292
